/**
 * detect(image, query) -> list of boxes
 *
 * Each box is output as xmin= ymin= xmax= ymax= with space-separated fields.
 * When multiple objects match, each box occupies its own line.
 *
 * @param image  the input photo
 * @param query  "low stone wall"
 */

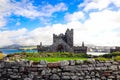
xmin=0 ymin=60 xmax=120 ymax=80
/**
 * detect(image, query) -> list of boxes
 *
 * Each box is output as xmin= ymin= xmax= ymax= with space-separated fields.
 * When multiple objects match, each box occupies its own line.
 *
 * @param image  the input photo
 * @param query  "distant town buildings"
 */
xmin=110 ymin=47 xmax=120 ymax=53
xmin=87 ymin=46 xmax=110 ymax=53
xmin=37 ymin=29 xmax=87 ymax=53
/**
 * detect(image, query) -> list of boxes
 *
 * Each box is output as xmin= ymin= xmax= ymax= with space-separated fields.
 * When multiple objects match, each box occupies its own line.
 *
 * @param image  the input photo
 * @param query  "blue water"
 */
xmin=0 ymin=49 xmax=38 ymax=54
xmin=0 ymin=49 xmax=108 ymax=56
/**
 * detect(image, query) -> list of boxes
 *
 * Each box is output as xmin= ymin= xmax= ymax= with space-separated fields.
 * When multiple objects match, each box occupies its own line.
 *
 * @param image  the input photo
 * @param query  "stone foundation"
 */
xmin=0 ymin=60 xmax=120 ymax=80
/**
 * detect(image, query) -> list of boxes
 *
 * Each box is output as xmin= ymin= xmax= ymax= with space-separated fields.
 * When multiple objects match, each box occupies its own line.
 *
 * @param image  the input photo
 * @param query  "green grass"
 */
xmin=8 ymin=52 xmax=88 ymax=62
xmin=94 ymin=57 xmax=111 ymax=61
xmin=24 ymin=57 xmax=87 ymax=62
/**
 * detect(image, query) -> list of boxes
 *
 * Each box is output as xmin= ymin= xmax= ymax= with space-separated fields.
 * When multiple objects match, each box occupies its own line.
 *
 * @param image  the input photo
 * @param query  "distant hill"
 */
xmin=1 ymin=44 xmax=22 ymax=49
xmin=1 ymin=44 xmax=37 ymax=50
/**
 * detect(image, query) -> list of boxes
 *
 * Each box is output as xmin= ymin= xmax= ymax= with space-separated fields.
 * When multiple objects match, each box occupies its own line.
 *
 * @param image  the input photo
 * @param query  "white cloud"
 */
xmin=78 ymin=0 xmax=120 ymax=11
xmin=40 ymin=3 xmax=67 ymax=17
xmin=16 ymin=22 xmax=21 ymax=26
xmin=0 ymin=0 xmax=11 ymax=27
xmin=0 ymin=28 xmax=27 ymax=46
xmin=0 ymin=18 xmax=6 ymax=27
xmin=111 ymin=0 xmax=120 ymax=7
xmin=85 ymin=0 xmax=111 ymax=11
xmin=0 ymin=0 xmax=67 ymax=27
xmin=13 ymin=1 xmax=67 ymax=18
xmin=64 ymin=12 xmax=84 ymax=22
xmin=81 ymin=10 xmax=120 ymax=46
xmin=1 ymin=9 xmax=120 ymax=46
xmin=25 ymin=9 xmax=120 ymax=46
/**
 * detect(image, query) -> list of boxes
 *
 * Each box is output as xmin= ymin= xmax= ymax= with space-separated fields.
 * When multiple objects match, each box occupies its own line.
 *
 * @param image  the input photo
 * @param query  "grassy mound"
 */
xmin=6 ymin=52 xmax=88 ymax=62
xmin=25 ymin=57 xmax=87 ymax=62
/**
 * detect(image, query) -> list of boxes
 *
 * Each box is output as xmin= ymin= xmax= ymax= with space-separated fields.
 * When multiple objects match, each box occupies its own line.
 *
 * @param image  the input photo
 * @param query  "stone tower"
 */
xmin=82 ymin=42 xmax=84 ymax=47
xmin=65 ymin=29 xmax=73 ymax=47
xmin=51 ymin=29 xmax=73 ymax=52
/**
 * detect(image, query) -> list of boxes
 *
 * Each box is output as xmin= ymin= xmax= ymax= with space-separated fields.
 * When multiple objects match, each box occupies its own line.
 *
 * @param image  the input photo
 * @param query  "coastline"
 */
xmin=0 ymin=48 xmax=109 ymax=56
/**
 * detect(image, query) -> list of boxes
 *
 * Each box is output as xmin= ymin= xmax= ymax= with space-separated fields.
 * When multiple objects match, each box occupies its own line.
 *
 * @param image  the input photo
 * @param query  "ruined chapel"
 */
xmin=37 ymin=29 xmax=87 ymax=53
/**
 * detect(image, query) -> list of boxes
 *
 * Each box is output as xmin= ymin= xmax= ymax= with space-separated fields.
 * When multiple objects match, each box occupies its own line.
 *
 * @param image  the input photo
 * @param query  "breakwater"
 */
xmin=0 ymin=59 xmax=120 ymax=80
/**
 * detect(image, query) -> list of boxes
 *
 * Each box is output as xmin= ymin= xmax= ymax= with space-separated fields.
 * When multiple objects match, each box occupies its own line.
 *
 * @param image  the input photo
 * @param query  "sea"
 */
xmin=87 ymin=52 xmax=109 ymax=56
xmin=0 ymin=49 xmax=37 ymax=54
xmin=0 ymin=49 xmax=109 ymax=56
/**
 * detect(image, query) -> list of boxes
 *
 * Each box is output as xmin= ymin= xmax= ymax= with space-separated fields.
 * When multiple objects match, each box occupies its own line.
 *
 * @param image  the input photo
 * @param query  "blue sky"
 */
xmin=0 ymin=0 xmax=120 ymax=46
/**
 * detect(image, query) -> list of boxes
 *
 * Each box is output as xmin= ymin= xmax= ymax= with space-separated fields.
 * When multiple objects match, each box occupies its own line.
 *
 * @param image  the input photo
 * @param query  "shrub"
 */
xmin=0 ymin=53 xmax=5 ymax=59
xmin=114 ymin=56 xmax=120 ymax=61
xmin=95 ymin=57 xmax=110 ymax=61
xmin=102 ymin=51 xmax=120 ymax=58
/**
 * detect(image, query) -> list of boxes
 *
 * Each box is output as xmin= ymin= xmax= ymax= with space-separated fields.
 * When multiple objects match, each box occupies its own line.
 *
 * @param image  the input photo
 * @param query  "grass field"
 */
xmin=24 ymin=57 xmax=87 ymax=62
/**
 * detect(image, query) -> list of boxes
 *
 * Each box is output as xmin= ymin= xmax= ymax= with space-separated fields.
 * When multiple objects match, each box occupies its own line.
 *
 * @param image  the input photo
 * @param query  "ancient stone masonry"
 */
xmin=37 ymin=29 xmax=87 ymax=53
xmin=0 ymin=60 xmax=120 ymax=80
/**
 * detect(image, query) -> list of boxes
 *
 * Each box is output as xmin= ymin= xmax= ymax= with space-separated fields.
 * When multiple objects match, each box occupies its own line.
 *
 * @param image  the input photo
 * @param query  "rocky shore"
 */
xmin=0 ymin=59 xmax=120 ymax=80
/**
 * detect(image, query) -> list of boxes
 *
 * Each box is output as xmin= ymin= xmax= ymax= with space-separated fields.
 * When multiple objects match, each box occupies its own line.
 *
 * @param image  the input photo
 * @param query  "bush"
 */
xmin=0 ymin=53 xmax=5 ymax=59
xmin=102 ymin=51 xmax=120 ymax=58
xmin=114 ymin=56 xmax=120 ymax=61
xmin=95 ymin=57 xmax=110 ymax=61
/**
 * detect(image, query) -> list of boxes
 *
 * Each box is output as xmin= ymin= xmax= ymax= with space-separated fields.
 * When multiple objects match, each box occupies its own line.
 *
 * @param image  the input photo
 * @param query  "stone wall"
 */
xmin=0 ymin=60 xmax=120 ymax=80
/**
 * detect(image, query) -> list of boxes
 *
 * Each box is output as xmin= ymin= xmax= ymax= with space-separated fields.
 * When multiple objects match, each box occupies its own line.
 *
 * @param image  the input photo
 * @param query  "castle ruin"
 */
xmin=37 ymin=29 xmax=87 ymax=53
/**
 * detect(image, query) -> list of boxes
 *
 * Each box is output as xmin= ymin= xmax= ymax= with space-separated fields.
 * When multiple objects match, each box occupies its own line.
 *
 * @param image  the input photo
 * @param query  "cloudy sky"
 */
xmin=0 ymin=0 xmax=120 ymax=46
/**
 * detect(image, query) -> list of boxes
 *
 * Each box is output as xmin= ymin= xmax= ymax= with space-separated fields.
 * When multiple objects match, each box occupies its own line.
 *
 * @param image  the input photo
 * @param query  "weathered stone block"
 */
xmin=62 ymin=72 xmax=71 ymax=76
xmin=109 ymin=65 xmax=118 ymax=70
xmin=41 ymin=69 xmax=51 ymax=75
xmin=75 ymin=60 xmax=83 ymax=65
xmin=50 ymin=74 xmax=60 ymax=80
xmin=102 ymin=71 xmax=112 ymax=76
xmin=62 ymin=76 xmax=70 ymax=80
xmin=116 ymin=75 xmax=120 ymax=79
xmin=70 ymin=76 xmax=79 ymax=80
xmin=60 ymin=60 xmax=69 ymax=67
xmin=101 ymin=66 xmax=107 ymax=70
xmin=48 ymin=62 xmax=60 ymax=68
xmin=40 ymin=60 xmax=47 ymax=65
xmin=37 ymin=65 xmax=47 ymax=68
xmin=78 ymin=76 xmax=84 ymax=79
xmin=62 ymin=66 xmax=76 ymax=72
xmin=51 ymin=68 xmax=61 ymax=73
xmin=69 ymin=60 xmax=75 ymax=66
xmin=24 ymin=78 xmax=32 ymax=80
xmin=85 ymin=75 xmax=91 ymax=79
xmin=104 ymin=62 xmax=111 ymax=66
